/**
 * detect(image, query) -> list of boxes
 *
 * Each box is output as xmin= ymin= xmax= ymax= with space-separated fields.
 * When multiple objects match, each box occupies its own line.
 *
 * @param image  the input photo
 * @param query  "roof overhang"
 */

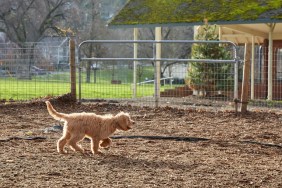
xmin=108 ymin=0 xmax=282 ymax=44
xmin=219 ymin=23 xmax=282 ymax=44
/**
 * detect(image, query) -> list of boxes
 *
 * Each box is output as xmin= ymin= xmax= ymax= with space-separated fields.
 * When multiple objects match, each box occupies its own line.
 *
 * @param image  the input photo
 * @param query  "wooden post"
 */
xmin=69 ymin=39 xmax=76 ymax=101
xmin=133 ymin=28 xmax=138 ymax=98
xmin=251 ymin=36 xmax=255 ymax=100
xmin=155 ymin=27 xmax=161 ymax=108
xmin=241 ymin=43 xmax=251 ymax=113
xmin=267 ymin=24 xmax=275 ymax=100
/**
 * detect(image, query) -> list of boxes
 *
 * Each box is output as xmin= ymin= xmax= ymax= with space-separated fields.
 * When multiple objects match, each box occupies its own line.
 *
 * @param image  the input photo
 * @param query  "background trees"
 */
xmin=135 ymin=27 xmax=194 ymax=83
xmin=73 ymin=0 xmax=132 ymax=83
xmin=0 ymin=0 xmax=78 ymax=79
xmin=0 ymin=0 xmax=195 ymax=83
xmin=0 ymin=0 xmax=75 ymax=45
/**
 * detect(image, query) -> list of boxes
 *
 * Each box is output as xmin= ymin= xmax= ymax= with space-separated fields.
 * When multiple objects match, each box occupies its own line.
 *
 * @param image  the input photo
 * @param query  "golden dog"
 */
xmin=45 ymin=101 xmax=134 ymax=155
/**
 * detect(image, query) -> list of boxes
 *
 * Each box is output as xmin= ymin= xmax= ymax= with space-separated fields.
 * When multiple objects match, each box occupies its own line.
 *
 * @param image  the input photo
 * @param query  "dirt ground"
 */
xmin=1 ymin=100 xmax=282 ymax=188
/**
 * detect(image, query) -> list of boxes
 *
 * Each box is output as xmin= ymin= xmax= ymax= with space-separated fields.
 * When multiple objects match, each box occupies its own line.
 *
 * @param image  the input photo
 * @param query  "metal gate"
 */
xmin=78 ymin=40 xmax=241 ymax=108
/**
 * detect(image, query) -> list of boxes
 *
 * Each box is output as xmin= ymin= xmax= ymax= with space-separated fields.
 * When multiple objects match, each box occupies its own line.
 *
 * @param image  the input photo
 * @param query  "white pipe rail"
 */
xmin=78 ymin=40 xmax=242 ymax=107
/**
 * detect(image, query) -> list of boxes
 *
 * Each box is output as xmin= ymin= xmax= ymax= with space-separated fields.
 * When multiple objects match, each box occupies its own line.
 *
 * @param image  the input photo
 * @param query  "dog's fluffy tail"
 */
xmin=45 ymin=101 xmax=68 ymax=121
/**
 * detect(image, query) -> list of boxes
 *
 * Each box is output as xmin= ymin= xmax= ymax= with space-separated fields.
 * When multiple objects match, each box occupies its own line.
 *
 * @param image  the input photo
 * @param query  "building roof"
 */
xmin=109 ymin=0 xmax=282 ymax=27
xmin=108 ymin=0 xmax=282 ymax=44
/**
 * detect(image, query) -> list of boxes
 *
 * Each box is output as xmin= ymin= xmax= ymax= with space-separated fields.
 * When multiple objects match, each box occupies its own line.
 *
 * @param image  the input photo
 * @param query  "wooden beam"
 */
xmin=222 ymin=25 xmax=268 ymax=38
xmin=222 ymin=34 xmax=253 ymax=38
xmin=273 ymin=33 xmax=282 ymax=40
xmin=241 ymin=43 xmax=251 ymax=113
xmin=255 ymin=36 xmax=261 ymax=45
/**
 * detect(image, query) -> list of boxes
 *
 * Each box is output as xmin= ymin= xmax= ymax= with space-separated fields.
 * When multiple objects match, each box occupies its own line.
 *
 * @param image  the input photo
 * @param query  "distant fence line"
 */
xmin=0 ymin=38 xmax=72 ymax=100
xmin=1 ymin=39 xmax=282 ymax=111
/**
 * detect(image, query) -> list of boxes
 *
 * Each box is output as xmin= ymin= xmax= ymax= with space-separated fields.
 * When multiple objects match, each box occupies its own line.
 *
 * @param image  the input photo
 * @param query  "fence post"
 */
xmin=154 ymin=27 xmax=161 ymax=108
xmin=241 ymin=43 xmax=251 ymax=113
xmin=69 ymin=39 xmax=76 ymax=101
xmin=251 ymin=36 xmax=255 ymax=100
xmin=267 ymin=24 xmax=275 ymax=101
xmin=133 ymin=28 xmax=138 ymax=98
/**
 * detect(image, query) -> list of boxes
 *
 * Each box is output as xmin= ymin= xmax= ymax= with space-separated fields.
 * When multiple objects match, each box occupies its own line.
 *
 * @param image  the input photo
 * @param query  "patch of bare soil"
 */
xmin=1 ymin=101 xmax=282 ymax=188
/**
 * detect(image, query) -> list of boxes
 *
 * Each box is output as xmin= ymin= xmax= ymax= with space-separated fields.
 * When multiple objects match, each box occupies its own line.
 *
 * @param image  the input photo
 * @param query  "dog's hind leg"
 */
xmin=90 ymin=138 xmax=102 ymax=155
xmin=68 ymin=134 xmax=85 ymax=153
xmin=57 ymin=130 xmax=71 ymax=154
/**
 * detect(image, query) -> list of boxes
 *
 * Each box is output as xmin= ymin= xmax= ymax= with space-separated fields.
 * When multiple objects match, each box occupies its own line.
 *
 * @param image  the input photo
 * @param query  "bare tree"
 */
xmin=0 ymin=0 xmax=73 ymax=45
xmin=0 ymin=0 xmax=74 ymax=79
xmin=74 ymin=0 xmax=131 ymax=83
xmin=138 ymin=27 xmax=193 ymax=82
xmin=72 ymin=0 xmax=108 ymax=83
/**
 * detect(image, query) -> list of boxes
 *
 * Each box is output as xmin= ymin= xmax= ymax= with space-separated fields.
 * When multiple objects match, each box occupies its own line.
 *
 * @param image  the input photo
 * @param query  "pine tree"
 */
xmin=187 ymin=24 xmax=233 ymax=96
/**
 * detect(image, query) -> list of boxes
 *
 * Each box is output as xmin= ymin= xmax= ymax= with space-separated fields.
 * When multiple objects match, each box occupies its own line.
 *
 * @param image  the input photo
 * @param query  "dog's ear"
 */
xmin=116 ymin=122 xmax=123 ymax=130
xmin=115 ymin=114 xmax=126 ymax=130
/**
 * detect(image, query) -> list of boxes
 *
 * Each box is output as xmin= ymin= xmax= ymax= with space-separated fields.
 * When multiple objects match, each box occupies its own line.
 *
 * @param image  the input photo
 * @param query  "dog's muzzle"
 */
xmin=127 ymin=120 xmax=135 ymax=130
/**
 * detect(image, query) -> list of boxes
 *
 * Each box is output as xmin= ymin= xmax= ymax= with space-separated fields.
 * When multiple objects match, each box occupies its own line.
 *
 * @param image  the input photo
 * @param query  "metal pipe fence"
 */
xmin=78 ymin=40 xmax=240 ymax=109
xmin=2 ymin=39 xmax=282 ymax=111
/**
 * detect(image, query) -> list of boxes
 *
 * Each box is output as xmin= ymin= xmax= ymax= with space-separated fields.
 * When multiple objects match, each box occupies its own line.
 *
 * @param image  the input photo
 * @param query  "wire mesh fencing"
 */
xmin=2 ymin=38 xmax=282 ymax=111
xmin=0 ymin=38 xmax=70 ymax=101
xmin=78 ymin=61 xmax=236 ymax=111
xmin=78 ymin=40 xmax=238 ymax=110
xmin=247 ymin=46 xmax=282 ymax=108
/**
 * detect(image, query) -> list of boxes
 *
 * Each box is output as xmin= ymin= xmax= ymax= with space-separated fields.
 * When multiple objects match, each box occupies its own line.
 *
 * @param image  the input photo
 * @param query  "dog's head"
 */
xmin=115 ymin=112 xmax=135 ymax=131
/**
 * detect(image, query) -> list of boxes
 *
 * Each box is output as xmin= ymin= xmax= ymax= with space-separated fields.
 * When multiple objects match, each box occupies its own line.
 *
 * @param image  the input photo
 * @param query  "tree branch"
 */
xmin=39 ymin=0 xmax=67 ymax=35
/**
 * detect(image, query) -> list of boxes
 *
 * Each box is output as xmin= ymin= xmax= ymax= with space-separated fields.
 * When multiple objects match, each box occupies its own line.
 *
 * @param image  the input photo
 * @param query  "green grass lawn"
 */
xmin=0 ymin=68 xmax=182 ymax=100
xmin=0 ymin=77 xmax=70 ymax=100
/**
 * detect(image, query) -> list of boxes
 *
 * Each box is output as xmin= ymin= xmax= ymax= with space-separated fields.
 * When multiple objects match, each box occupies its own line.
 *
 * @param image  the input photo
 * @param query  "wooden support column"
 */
xmin=241 ymin=43 xmax=251 ymax=113
xmin=69 ymin=39 xmax=76 ymax=101
xmin=218 ymin=26 xmax=222 ymax=42
xmin=251 ymin=36 xmax=255 ymax=100
xmin=155 ymin=27 xmax=161 ymax=108
xmin=267 ymin=23 xmax=275 ymax=100
xmin=133 ymin=28 xmax=138 ymax=98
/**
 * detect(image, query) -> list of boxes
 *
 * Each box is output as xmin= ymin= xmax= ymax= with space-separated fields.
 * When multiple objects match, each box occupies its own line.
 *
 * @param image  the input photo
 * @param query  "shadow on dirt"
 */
xmin=111 ymin=135 xmax=210 ymax=142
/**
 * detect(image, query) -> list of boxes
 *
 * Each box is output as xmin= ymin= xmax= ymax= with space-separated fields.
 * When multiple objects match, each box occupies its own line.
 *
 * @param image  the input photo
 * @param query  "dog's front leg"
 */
xmin=91 ymin=138 xmax=102 ymax=155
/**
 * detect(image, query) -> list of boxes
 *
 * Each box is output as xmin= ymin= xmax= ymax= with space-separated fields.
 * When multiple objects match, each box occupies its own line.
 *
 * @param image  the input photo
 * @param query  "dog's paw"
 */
xmin=100 ymin=143 xmax=109 ymax=148
xmin=100 ymin=138 xmax=112 ymax=148
xmin=94 ymin=151 xmax=104 ymax=155
xmin=58 ymin=150 xmax=67 ymax=154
